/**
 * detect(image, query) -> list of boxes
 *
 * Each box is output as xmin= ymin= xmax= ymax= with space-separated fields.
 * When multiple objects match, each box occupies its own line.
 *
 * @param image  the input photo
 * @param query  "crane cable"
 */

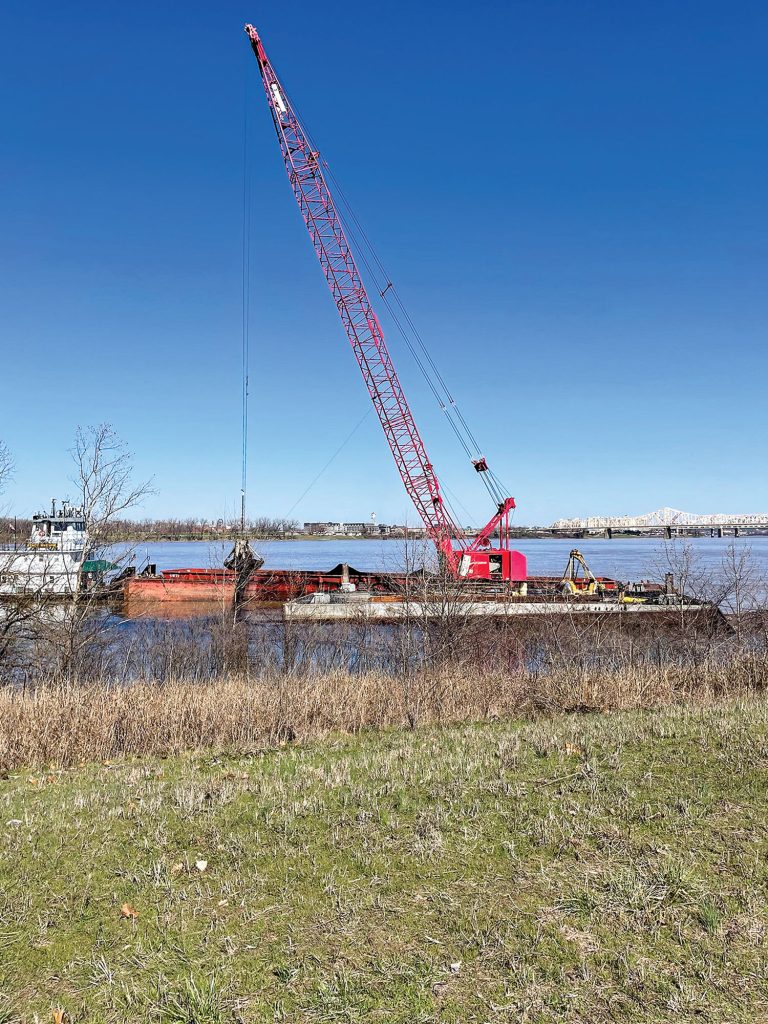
xmin=243 ymin=58 xmax=495 ymax=538
xmin=328 ymin=167 xmax=509 ymax=510
xmin=282 ymin=406 xmax=373 ymax=521
xmin=243 ymin=82 xmax=376 ymax=528
xmin=240 ymin=54 xmax=252 ymax=535
xmin=271 ymin=70 xmax=513 ymax=511
xmin=326 ymin=164 xmax=482 ymax=449
xmin=325 ymin=164 xmax=504 ymax=498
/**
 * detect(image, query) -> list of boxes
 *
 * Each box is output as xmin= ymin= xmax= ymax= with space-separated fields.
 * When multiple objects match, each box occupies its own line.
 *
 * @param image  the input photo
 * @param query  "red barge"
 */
xmin=123 ymin=563 xmax=407 ymax=609
xmin=120 ymin=555 xmax=645 ymax=618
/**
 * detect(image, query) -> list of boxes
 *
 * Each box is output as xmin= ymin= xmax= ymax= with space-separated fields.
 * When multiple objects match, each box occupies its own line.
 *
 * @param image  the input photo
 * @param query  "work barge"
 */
xmin=120 ymin=553 xmax=720 ymax=626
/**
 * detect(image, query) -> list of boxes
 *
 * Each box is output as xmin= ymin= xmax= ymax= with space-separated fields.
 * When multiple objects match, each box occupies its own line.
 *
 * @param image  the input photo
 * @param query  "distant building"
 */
xmin=303 ymin=522 xmax=338 ymax=535
xmin=341 ymin=522 xmax=368 ymax=536
xmin=302 ymin=521 xmax=425 ymax=538
xmin=303 ymin=521 xmax=380 ymax=536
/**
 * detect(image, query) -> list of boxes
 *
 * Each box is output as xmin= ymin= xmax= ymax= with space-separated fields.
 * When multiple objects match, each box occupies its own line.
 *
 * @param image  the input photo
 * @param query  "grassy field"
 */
xmin=0 ymin=699 xmax=767 ymax=1022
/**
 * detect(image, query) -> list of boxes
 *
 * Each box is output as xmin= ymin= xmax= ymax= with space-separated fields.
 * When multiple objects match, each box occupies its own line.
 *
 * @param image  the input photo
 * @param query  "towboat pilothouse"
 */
xmin=0 ymin=500 xmax=89 ymax=596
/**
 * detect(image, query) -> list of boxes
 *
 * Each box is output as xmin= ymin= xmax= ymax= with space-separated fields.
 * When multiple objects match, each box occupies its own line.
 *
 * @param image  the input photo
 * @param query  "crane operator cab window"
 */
xmin=489 ymin=554 xmax=503 ymax=574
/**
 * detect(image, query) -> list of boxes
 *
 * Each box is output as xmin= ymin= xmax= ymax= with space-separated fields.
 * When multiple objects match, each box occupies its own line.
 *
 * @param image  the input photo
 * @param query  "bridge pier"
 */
xmin=665 ymin=526 xmax=672 ymax=540
xmin=717 ymin=527 xmax=724 ymax=539
xmin=735 ymin=526 xmax=740 ymax=538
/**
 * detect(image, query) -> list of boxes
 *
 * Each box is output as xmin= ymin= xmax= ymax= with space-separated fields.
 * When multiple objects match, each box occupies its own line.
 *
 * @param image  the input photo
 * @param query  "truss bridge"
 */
xmin=550 ymin=507 xmax=768 ymax=538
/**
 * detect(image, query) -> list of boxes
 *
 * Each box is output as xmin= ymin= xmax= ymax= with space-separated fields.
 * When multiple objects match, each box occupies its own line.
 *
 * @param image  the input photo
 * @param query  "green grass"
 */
xmin=1 ymin=701 xmax=767 ymax=1022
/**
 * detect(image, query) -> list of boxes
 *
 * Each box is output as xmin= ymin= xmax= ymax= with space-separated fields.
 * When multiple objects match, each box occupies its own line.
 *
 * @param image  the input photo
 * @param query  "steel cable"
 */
xmin=268 ymin=66 xmax=514 ymax=516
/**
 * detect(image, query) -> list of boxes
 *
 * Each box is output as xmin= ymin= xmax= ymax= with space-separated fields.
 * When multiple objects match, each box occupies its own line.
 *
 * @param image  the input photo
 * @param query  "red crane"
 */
xmin=246 ymin=25 xmax=526 ymax=584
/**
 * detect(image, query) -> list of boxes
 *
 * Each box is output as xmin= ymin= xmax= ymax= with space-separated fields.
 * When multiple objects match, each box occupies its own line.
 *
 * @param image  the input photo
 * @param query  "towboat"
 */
xmin=0 ymin=500 xmax=89 ymax=596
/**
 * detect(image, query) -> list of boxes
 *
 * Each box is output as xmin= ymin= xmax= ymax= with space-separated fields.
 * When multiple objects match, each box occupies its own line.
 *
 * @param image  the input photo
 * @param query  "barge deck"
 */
xmin=120 ymin=559 xmax=705 ymax=621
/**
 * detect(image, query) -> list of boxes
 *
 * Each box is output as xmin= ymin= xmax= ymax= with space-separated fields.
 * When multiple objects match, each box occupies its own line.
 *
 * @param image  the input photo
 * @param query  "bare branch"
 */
xmin=71 ymin=424 xmax=154 ymax=545
xmin=0 ymin=440 xmax=13 ymax=496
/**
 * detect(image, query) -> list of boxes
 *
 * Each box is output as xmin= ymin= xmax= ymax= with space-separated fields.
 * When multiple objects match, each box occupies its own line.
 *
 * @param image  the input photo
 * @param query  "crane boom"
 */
xmin=246 ymin=25 xmax=526 ymax=583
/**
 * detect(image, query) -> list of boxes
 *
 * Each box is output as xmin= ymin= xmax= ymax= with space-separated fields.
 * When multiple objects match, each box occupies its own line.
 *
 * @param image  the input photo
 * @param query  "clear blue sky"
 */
xmin=2 ymin=1 xmax=766 ymax=525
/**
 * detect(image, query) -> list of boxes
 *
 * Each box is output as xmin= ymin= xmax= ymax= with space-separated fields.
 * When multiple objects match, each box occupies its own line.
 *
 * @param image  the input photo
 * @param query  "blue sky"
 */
xmin=1 ymin=1 xmax=766 ymax=526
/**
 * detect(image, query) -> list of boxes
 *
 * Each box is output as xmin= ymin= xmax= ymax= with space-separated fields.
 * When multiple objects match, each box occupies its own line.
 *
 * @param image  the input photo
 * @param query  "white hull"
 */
xmin=0 ymin=546 xmax=84 ymax=596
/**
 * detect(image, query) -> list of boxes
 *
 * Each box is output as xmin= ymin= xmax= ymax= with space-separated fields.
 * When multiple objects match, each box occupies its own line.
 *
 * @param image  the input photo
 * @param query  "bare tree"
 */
xmin=0 ymin=441 xmax=12 ymax=496
xmin=72 ymin=424 xmax=154 ymax=548
xmin=0 ymin=442 xmax=30 ymax=682
xmin=37 ymin=425 xmax=155 ymax=681
xmin=652 ymin=540 xmax=715 ymax=643
xmin=718 ymin=542 xmax=764 ymax=643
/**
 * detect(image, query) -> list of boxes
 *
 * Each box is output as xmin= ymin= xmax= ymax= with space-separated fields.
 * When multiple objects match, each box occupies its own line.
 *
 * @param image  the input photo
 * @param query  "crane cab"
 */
xmin=458 ymin=548 xmax=527 ymax=582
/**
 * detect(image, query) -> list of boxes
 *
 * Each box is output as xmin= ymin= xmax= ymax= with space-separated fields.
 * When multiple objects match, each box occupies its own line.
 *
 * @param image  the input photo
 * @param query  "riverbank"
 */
xmin=1 ymin=697 xmax=766 ymax=1022
xmin=1 ymin=656 xmax=767 ymax=771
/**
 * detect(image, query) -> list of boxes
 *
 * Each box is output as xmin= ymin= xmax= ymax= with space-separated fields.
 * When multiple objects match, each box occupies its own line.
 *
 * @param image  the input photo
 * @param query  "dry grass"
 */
xmin=1 ymin=653 xmax=766 ymax=772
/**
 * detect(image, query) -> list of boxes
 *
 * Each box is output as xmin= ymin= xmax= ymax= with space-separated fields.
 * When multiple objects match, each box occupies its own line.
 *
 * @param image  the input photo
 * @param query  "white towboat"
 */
xmin=0 ymin=500 xmax=89 ymax=596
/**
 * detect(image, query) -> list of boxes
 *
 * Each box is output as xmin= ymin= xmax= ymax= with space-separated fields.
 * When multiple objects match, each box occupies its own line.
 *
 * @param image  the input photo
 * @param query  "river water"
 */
xmin=113 ymin=536 xmax=768 ymax=585
xmin=57 ymin=535 xmax=766 ymax=682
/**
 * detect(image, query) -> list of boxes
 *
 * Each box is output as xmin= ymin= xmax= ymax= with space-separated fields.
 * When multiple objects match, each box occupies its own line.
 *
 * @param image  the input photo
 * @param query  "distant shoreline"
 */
xmin=102 ymin=532 xmax=768 ymax=544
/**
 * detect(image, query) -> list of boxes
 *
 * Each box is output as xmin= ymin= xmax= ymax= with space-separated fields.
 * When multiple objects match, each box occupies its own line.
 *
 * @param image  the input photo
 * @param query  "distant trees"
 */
xmin=243 ymin=517 xmax=299 ymax=539
xmin=77 ymin=515 xmax=301 ymax=542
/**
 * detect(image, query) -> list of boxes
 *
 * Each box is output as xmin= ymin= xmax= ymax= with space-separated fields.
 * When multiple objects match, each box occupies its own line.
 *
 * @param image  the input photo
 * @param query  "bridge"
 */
xmin=549 ymin=507 xmax=768 ymax=538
